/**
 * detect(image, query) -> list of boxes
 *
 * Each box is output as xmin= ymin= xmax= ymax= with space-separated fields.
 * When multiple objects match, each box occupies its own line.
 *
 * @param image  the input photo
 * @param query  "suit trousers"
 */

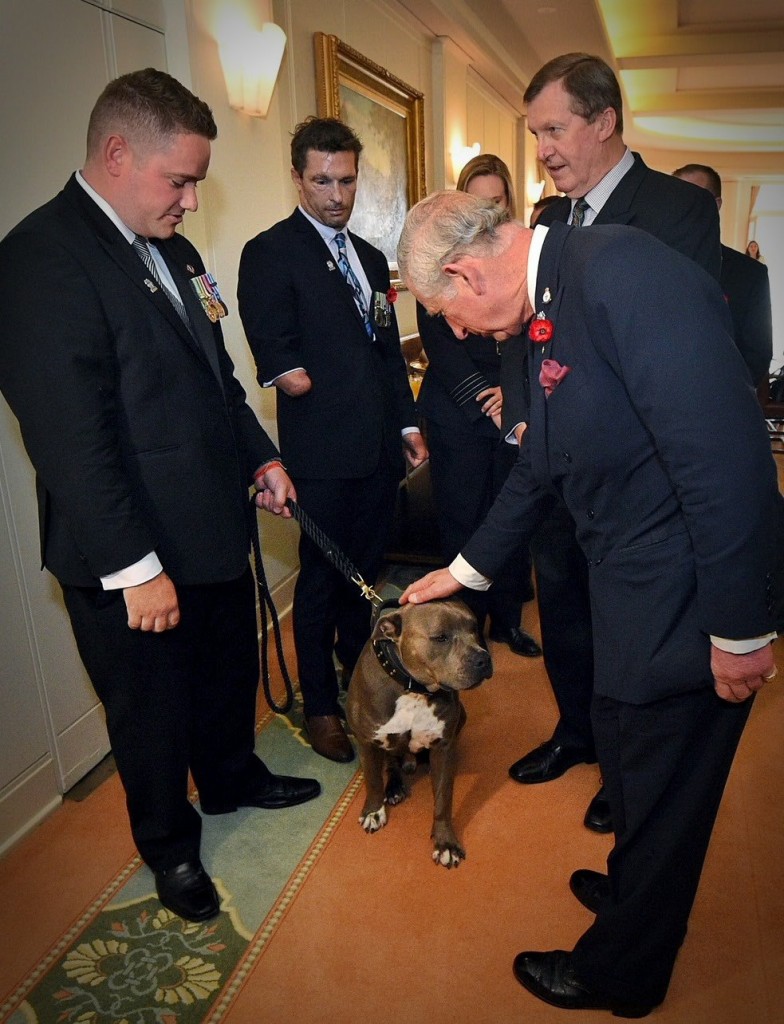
xmin=292 ymin=464 xmax=401 ymax=716
xmin=426 ymin=419 xmax=532 ymax=632
xmin=571 ymin=686 xmax=753 ymax=1005
xmin=62 ymin=567 xmax=270 ymax=871
xmin=530 ymin=501 xmax=596 ymax=756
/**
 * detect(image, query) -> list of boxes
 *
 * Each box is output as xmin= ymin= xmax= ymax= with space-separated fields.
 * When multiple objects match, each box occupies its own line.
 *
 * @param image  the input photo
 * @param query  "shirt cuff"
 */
xmin=450 ymin=553 xmax=492 ymax=591
xmin=264 ymin=367 xmax=306 ymax=388
xmin=101 ymin=552 xmax=163 ymax=590
xmin=402 ymin=426 xmax=421 ymax=436
xmin=710 ymin=633 xmax=777 ymax=653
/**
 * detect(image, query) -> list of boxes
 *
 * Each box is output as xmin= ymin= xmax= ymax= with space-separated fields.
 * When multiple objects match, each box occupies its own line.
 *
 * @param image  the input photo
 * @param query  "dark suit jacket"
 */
xmin=0 ymin=175 xmax=278 ymax=586
xmin=720 ymin=244 xmax=773 ymax=387
xmin=416 ymin=302 xmax=506 ymax=439
xmin=502 ymin=152 xmax=721 ymax=434
xmin=464 ymin=223 xmax=782 ymax=704
xmin=237 ymin=209 xmax=416 ymax=480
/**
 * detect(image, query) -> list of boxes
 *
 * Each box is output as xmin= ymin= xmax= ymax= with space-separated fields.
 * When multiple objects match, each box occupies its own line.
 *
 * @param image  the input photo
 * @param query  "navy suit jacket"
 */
xmin=0 ymin=175 xmax=278 ymax=586
xmin=415 ymin=302 xmax=508 ymax=439
xmin=464 ymin=223 xmax=782 ymax=704
xmin=502 ymin=152 xmax=721 ymax=435
xmin=238 ymin=209 xmax=416 ymax=480
xmin=720 ymin=244 xmax=772 ymax=387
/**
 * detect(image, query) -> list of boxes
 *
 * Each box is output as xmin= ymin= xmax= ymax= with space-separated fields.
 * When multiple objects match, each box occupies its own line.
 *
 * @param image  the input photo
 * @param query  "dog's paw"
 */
xmin=401 ymin=751 xmax=417 ymax=775
xmin=384 ymin=777 xmax=409 ymax=806
xmin=432 ymin=841 xmax=465 ymax=869
xmin=358 ymin=806 xmax=387 ymax=833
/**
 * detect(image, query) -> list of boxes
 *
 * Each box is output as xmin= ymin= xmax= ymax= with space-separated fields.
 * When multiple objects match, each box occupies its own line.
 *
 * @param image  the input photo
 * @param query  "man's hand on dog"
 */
xmin=400 ymin=568 xmax=462 ymax=605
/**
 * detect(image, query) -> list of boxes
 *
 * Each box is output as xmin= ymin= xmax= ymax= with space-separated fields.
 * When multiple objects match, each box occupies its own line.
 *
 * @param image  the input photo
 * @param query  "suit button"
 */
xmin=561 ymin=450 xmax=572 ymax=462
xmin=586 ymin=509 xmax=595 ymax=520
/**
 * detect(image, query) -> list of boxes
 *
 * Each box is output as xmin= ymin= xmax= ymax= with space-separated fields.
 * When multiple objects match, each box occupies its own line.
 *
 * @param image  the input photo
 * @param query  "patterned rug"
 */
xmin=1 ymin=692 xmax=362 ymax=1024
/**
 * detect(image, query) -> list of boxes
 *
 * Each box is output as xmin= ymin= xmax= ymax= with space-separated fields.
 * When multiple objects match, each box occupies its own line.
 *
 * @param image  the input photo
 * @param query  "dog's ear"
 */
xmin=374 ymin=611 xmax=403 ymax=642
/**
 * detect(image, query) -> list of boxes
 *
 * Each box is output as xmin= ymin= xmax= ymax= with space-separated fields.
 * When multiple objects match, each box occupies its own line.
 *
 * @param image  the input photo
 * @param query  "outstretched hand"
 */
xmin=399 ymin=567 xmax=462 ymax=605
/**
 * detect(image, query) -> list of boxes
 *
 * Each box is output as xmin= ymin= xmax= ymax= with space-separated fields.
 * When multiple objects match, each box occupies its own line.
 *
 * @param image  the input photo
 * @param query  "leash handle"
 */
xmin=286 ymin=498 xmax=382 ymax=606
xmin=249 ymin=497 xmax=296 ymax=714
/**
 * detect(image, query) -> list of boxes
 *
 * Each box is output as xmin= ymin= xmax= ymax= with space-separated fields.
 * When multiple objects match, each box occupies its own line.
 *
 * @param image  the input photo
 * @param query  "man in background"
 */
xmin=673 ymin=162 xmax=773 ymax=389
xmin=0 ymin=69 xmax=320 ymax=924
xmin=238 ymin=117 xmax=427 ymax=764
xmin=501 ymin=53 xmax=721 ymax=835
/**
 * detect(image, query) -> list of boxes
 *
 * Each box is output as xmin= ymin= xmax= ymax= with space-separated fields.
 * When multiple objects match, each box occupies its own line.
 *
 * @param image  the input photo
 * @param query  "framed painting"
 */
xmin=314 ymin=32 xmax=425 ymax=279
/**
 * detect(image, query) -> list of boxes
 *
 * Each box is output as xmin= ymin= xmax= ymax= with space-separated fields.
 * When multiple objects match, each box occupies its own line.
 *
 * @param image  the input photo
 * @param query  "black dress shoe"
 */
xmin=569 ymin=868 xmax=610 ymax=914
xmin=584 ymin=784 xmax=613 ymax=833
xmin=489 ymin=625 xmax=542 ymax=657
xmin=200 ymin=774 xmax=321 ymax=814
xmin=154 ymin=860 xmax=220 ymax=922
xmin=508 ymin=739 xmax=593 ymax=784
xmin=512 ymin=949 xmax=655 ymax=1018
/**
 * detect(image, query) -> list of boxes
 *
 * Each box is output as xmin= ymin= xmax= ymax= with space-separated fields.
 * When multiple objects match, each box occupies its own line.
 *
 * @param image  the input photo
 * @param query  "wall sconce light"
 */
xmin=451 ymin=142 xmax=481 ymax=181
xmin=527 ymin=179 xmax=546 ymax=205
xmin=218 ymin=21 xmax=286 ymax=117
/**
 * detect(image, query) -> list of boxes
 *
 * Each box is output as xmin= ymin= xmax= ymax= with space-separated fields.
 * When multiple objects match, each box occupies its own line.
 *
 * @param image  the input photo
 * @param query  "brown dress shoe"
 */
xmin=305 ymin=714 xmax=355 ymax=763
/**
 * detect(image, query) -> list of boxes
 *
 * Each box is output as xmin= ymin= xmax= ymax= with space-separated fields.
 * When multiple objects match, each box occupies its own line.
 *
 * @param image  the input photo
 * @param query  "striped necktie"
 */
xmin=571 ymin=197 xmax=590 ymax=227
xmin=132 ymin=235 xmax=192 ymax=329
xmin=334 ymin=232 xmax=373 ymax=339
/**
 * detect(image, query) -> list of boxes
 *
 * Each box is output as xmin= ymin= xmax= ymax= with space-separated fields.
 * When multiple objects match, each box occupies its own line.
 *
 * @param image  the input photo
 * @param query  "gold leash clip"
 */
xmin=352 ymin=572 xmax=382 ymax=606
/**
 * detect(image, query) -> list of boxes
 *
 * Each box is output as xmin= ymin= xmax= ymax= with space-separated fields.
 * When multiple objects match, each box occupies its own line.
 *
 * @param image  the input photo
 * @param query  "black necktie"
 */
xmin=335 ymin=232 xmax=373 ymax=339
xmin=571 ymin=197 xmax=590 ymax=227
xmin=132 ymin=235 xmax=191 ymax=329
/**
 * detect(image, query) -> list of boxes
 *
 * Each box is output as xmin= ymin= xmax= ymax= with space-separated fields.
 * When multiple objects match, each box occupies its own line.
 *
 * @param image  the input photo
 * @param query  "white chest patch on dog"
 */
xmin=373 ymin=693 xmax=446 ymax=752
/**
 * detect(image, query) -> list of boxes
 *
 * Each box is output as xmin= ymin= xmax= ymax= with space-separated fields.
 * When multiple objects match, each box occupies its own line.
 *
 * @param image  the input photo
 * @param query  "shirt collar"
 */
xmin=75 ymin=169 xmax=137 ymax=244
xmin=578 ymin=146 xmax=634 ymax=218
xmin=527 ymin=224 xmax=548 ymax=310
xmin=297 ymin=205 xmax=347 ymax=248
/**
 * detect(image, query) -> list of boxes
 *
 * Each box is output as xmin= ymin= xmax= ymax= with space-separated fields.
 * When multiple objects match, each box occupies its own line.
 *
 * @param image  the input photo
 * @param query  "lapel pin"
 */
xmin=326 ymin=260 xmax=336 ymax=271
xmin=144 ymin=279 xmax=158 ymax=293
xmin=186 ymin=264 xmax=195 ymax=274
xmin=543 ymin=287 xmax=552 ymax=304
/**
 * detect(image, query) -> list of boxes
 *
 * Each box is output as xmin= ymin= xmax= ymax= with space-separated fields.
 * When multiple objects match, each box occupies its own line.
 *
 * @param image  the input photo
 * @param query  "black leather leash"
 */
xmin=285 ymin=498 xmax=383 ymax=607
xmin=248 ymin=495 xmax=383 ymax=713
xmin=248 ymin=496 xmax=296 ymax=714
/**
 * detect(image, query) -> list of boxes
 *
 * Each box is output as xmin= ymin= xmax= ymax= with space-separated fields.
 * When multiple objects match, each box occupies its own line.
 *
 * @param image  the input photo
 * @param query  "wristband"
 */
xmin=254 ymin=459 xmax=285 ymax=484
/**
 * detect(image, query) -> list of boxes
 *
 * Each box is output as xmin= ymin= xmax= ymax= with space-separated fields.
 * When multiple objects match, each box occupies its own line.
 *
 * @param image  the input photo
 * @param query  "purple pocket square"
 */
xmin=540 ymin=358 xmax=572 ymax=396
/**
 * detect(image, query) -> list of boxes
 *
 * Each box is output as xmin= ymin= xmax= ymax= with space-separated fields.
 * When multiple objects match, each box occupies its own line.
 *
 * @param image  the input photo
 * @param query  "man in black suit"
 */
xmin=0 ymin=69 xmax=320 ymax=924
xmin=397 ymin=189 xmax=781 ymax=1015
xmin=673 ymin=163 xmax=773 ymax=388
xmin=238 ymin=118 xmax=427 ymax=764
xmin=501 ymin=53 xmax=722 ymax=835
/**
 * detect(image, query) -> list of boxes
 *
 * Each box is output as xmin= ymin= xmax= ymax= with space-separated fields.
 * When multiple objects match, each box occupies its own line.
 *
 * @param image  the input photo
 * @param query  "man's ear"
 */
xmin=442 ymin=257 xmax=485 ymax=295
xmin=596 ymin=106 xmax=617 ymax=142
xmin=104 ymin=134 xmax=130 ymax=178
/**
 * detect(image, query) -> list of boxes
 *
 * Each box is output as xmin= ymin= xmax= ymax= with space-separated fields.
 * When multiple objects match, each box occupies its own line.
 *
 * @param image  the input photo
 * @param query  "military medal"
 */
xmin=372 ymin=290 xmax=393 ymax=328
xmin=190 ymin=270 xmax=228 ymax=322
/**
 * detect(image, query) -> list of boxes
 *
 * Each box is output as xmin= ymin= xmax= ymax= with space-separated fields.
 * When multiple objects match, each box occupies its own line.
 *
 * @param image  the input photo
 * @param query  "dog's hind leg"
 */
xmin=384 ymin=753 xmax=410 ymax=806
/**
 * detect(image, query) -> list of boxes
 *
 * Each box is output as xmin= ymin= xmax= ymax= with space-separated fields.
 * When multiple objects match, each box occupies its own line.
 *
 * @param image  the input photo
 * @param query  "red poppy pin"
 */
xmin=386 ymin=287 xmax=398 ymax=304
xmin=529 ymin=313 xmax=554 ymax=344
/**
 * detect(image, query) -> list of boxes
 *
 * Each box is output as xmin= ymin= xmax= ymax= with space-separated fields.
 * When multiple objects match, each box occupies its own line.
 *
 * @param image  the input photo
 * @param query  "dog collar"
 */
xmin=372 ymin=637 xmax=438 ymax=695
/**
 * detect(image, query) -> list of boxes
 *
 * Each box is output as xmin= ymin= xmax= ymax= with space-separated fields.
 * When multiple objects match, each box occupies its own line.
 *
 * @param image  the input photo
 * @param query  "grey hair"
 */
xmin=397 ymin=190 xmax=509 ymax=301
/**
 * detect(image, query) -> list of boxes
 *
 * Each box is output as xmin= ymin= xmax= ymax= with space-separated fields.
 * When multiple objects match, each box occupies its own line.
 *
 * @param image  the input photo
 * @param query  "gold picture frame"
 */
xmin=314 ymin=32 xmax=426 ymax=277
